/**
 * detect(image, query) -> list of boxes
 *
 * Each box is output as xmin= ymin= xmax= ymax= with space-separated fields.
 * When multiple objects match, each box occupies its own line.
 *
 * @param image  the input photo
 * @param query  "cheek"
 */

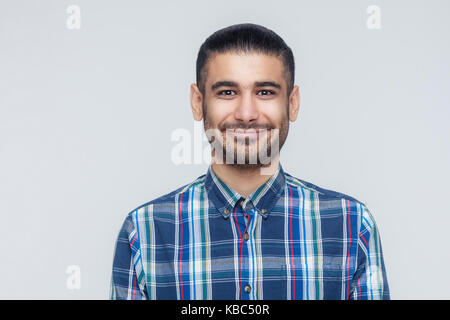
xmin=260 ymin=101 xmax=288 ymax=123
xmin=264 ymin=112 xmax=285 ymax=128
xmin=206 ymin=103 xmax=233 ymax=126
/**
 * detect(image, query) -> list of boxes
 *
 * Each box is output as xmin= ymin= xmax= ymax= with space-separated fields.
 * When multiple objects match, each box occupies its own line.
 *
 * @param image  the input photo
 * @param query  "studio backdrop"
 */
xmin=0 ymin=0 xmax=449 ymax=299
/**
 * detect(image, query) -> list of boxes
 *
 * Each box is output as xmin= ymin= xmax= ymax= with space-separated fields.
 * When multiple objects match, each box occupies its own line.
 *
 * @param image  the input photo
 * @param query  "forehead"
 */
xmin=205 ymin=52 xmax=286 ymax=89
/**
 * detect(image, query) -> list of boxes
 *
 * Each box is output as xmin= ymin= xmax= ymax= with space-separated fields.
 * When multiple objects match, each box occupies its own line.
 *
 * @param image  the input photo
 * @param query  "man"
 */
xmin=109 ymin=23 xmax=390 ymax=300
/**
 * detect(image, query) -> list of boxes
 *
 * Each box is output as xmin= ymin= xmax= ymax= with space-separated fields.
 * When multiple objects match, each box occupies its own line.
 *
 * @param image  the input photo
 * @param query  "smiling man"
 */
xmin=109 ymin=23 xmax=390 ymax=300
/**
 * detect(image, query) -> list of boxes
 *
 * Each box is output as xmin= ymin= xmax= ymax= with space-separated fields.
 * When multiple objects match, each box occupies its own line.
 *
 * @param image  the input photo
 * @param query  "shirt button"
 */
xmin=261 ymin=208 xmax=267 ymax=214
xmin=224 ymin=209 xmax=230 ymax=215
xmin=244 ymin=285 xmax=252 ymax=293
xmin=244 ymin=233 xmax=250 ymax=241
xmin=240 ymin=200 xmax=245 ymax=208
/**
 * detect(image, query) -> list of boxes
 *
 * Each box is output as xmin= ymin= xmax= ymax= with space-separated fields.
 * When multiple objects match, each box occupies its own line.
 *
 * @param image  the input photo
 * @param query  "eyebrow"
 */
xmin=211 ymin=80 xmax=282 ymax=91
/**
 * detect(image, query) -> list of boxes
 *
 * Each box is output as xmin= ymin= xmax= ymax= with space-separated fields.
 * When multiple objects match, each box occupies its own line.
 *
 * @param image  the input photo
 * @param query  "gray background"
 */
xmin=1 ymin=0 xmax=449 ymax=299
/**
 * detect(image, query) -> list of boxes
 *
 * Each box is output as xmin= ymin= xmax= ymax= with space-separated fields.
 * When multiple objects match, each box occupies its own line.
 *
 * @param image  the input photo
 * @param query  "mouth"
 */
xmin=224 ymin=128 xmax=272 ymax=139
xmin=225 ymin=128 xmax=260 ymax=138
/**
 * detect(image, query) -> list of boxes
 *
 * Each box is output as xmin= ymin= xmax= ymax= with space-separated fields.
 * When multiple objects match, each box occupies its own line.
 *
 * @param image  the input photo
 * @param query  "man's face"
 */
xmin=201 ymin=51 xmax=291 ymax=168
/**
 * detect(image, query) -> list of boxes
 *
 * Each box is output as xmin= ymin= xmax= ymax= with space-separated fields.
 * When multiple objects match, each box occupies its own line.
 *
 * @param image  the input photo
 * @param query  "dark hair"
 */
xmin=196 ymin=23 xmax=295 ymax=97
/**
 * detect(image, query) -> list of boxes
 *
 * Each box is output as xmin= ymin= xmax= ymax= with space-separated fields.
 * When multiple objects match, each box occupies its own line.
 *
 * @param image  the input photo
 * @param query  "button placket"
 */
xmin=242 ymin=208 xmax=255 ymax=242
xmin=237 ymin=204 xmax=254 ymax=300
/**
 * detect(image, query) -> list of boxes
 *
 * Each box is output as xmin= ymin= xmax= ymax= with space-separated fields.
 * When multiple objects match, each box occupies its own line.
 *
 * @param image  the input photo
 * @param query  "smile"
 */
xmin=225 ymin=129 xmax=270 ymax=137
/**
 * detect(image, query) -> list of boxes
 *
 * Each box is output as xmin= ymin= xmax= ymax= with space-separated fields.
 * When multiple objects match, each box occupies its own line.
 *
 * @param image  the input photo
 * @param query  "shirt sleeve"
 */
xmin=349 ymin=204 xmax=390 ymax=300
xmin=109 ymin=213 xmax=148 ymax=300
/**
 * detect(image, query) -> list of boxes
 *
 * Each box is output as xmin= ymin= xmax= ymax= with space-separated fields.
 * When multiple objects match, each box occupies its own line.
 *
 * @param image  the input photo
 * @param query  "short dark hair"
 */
xmin=196 ymin=23 xmax=295 ymax=97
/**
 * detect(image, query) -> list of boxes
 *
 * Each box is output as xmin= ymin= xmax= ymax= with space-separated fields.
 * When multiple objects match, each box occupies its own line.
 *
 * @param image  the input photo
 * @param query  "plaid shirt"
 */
xmin=109 ymin=163 xmax=389 ymax=300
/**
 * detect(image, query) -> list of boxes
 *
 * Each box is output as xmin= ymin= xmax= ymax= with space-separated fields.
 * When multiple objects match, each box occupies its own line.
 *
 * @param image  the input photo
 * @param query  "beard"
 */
xmin=202 ymin=101 xmax=289 ymax=169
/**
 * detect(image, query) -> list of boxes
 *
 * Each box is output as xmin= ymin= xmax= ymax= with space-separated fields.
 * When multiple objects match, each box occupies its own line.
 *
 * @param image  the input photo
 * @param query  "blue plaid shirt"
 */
xmin=109 ymin=163 xmax=390 ymax=300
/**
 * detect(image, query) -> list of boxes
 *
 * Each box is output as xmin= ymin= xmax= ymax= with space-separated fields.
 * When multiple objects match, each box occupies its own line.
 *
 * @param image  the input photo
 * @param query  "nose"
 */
xmin=233 ymin=92 xmax=259 ymax=125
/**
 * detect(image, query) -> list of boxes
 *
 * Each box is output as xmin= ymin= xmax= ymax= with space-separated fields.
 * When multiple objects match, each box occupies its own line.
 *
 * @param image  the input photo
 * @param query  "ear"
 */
xmin=190 ymin=83 xmax=203 ymax=121
xmin=288 ymin=85 xmax=300 ymax=122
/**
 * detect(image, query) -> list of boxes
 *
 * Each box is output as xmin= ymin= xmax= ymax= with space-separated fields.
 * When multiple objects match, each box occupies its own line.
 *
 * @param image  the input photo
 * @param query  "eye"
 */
xmin=218 ymin=90 xmax=236 ymax=96
xmin=257 ymin=90 xmax=276 ymax=96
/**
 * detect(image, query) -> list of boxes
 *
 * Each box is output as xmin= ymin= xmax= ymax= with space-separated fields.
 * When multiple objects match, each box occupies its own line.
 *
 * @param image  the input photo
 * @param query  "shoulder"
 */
xmin=283 ymin=171 xmax=375 ymax=222
xmin=284 ymin=172 xmax=365 ymax=204
xmin=125 ymin=173 xmax=208 ymax=221
xmin=283 ymin=172 xmax=381 ymax=232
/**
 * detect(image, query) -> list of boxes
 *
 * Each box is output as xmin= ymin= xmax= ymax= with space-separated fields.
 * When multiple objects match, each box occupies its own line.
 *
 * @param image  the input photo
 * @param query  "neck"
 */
xmin=211 ymin=156 xmax=280 ymax=198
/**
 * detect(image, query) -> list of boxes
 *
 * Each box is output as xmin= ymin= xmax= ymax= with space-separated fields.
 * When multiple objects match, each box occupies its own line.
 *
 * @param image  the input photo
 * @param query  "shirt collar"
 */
xmin=205 ymin=163 xmax=286 ymax=219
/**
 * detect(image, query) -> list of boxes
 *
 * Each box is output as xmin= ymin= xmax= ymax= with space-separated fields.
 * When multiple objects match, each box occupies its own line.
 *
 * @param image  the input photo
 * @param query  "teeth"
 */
xmin=225 ymin=128 xmax=261 ymax=133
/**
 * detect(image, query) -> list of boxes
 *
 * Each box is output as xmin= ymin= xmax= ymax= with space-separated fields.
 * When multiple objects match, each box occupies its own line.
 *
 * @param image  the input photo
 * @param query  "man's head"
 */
xmin=190 ymin=23 xmax=300 ymax=169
